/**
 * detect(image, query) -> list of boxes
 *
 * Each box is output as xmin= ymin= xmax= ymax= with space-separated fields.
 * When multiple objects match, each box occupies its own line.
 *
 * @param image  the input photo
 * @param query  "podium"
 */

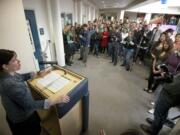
xmin=27 ymin=65 xmax=89 ymax=135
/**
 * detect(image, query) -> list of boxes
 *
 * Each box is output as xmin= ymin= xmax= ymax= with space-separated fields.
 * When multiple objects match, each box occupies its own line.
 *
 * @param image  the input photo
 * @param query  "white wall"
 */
xmin=82 ymin=3 xmax=88 ymax=23
xmin=77 ymin=0 xmax=82 ymax=24
xmin=127 ymin=1 xmax=180 ymax=15
xmin=0 ymin=0 xmax=38 ymax=73
xmin=99 ymin=8 xmax=120 ymax=19
xmin=95 ymin=9 xmax=97 ymax=19
xmin=22 ymin=0 xmax=51 ymax=61
xmin=60 ymin=0 xmax=75 ymax=24
xmin=78 ymin=0 xmax=98 ymax=24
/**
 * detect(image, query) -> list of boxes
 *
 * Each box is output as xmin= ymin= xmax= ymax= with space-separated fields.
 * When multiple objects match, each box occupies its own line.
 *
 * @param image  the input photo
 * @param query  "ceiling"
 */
xmin=90 ymin=0 xmax=148 ymax=9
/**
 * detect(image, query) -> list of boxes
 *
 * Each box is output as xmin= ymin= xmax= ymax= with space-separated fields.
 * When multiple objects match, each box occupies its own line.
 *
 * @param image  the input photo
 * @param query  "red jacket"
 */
xmin=101 ymin=31 xmax=109 ymax=48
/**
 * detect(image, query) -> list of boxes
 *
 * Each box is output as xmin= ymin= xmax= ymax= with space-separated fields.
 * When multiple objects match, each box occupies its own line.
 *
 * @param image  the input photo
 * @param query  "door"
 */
xmin=24 ymin=10 xmax=44 ymax=70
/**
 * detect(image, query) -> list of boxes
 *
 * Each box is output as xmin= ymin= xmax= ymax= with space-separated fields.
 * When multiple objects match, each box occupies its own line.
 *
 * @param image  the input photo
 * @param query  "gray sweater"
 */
xmin=0 ymin=71 xmax=44 ymax=123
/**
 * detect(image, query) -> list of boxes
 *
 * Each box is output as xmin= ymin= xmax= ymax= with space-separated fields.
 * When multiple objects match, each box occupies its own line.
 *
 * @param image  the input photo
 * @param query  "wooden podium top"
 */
xmin=28 ymin=66 xmax=85 ymax=98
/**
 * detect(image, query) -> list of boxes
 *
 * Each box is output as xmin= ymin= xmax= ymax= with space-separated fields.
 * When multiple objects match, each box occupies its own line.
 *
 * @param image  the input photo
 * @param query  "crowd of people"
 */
xmin=63 ymin=18 xmax=180 ymax=135
xmin=62 ymin=19 xmax=176 ymax=70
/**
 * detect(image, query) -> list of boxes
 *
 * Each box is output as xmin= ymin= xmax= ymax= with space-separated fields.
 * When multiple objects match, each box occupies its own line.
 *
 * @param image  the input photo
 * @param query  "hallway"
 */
xmin=1 ymin=0 xmax=180 ymax=135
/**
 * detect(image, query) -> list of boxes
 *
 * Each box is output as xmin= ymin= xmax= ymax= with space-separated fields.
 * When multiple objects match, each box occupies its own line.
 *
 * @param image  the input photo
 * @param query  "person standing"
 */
xmin=91 ymin=27 xmax=101 ymax=57
xmin=147 ymin=24 xmax=162 ymax=53
xmin=121 ymin=31 xmax=136 ymax=71
xmin=111 ymin=27 xmax=122 ymax=65
xmin=63 ymin=25 xmax=72 ymax=66
xmin=100 ymin=27 xmax=109 ymax=54
xmin=79 ymin=24 xmax=89 ymax=66
xmin=0 ymin=49 xmax=70 ymax=135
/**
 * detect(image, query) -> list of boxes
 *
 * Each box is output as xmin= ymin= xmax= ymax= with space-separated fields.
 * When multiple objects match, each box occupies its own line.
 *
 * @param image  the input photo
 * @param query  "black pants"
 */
xmin=148 ymin=68 xmax=161 ymax=91
xmin=65 ymin=54 xmax=71 ymax=65
xmin=6 ymin=112 xmax=41 ymax=135
xmin=111 ymin=44 xmax=118 ymax=65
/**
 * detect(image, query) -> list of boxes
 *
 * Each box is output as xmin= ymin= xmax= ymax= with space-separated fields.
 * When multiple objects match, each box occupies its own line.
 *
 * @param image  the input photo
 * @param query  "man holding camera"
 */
xmin=141 ymin=74 xmax=180 ymax=135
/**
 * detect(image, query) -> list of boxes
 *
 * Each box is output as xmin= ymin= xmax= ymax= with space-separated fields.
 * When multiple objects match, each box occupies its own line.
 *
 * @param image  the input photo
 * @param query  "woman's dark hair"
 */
xmin=157 ymin=32 xmax=168 ymax=43
xmin=0 ymin=49 xmax=16 ymax=71
xmin=165 ymin=39 xmax=173 ymax=51
xmin=165 ymin=28 xmax=174 ymax=33
xmin=82 ymin=24 xmax=88 ymax=28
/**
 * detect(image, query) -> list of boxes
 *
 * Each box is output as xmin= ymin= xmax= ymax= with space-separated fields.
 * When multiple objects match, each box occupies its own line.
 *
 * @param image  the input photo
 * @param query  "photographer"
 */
xmin=141 ymin=73 xmax=180 ymax=135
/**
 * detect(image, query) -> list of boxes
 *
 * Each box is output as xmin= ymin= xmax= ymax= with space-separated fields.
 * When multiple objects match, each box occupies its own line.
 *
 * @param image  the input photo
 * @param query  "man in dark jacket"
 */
xmin=79 ymin=24 xmax=89 ymax=66
xmin=111 ymin=28 xmax=122 ymax=65
xmin=141 ymin=74 xmax=180 ymax=135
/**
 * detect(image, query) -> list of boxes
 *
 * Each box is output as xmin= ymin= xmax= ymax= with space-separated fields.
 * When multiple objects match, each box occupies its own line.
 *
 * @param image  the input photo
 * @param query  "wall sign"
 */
xmin=39 ymin=28 xmax=44 ymax=35
xmin=160 ymin=0 xmax=167 ymax=4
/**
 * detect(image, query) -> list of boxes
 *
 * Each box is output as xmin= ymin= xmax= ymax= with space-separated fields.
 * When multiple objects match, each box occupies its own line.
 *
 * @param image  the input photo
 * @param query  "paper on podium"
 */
xmin=37 ymin=72 xmax=70 ymax=93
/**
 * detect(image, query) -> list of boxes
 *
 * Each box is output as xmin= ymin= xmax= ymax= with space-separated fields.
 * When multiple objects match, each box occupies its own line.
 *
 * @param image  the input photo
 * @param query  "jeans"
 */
xmin=150 ymin=91 xmax=172 ymax=135
xmin=118 ymin=43 xmax=123 ymax=58
xmin=94 ymin=43 xmax=99 ymax=56
xmin=123 ymin=47 xmax=134 ymax=70
xmin=82 ymin=46 xmax=89 ymax=63
xmin=108 ymin=42 xmax=113 ymax=56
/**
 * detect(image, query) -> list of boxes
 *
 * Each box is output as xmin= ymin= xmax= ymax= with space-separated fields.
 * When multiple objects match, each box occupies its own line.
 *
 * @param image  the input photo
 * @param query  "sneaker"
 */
xmin=140 ymin=124 xmax=152 ymax=134
xmin=146 ymin=118 xmax=154 ymax=125
xmin=148 ymin=108 xmax=155 ymax=114
xmin=147 ymin=89 xmax=153 ymax=93
xmin=150 ymin=101 xmax=155 ymax=106
xmin=78 ymin=58 xmax=82 ymax=60
xmin=165 ymin=119 xmax=175 ymax=128
xmin=143 ymin=88 xmax=148 ymax=91
xmin=66 ymin=63 xmax=72 ymax=66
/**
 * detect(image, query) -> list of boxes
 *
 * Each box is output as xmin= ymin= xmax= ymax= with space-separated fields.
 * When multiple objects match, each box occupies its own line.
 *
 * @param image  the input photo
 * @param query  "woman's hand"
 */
xmin=160 ymin=72 xmax=166 ymax=77
xmin=160 ymin=51 xmax=166 ymax=58
xmin=38 ymin=68 xmax=51 ymax=77
xmin=151 ymin=53 xmax=156 ymax=59
xmin=153 ymin=68 xmax=161 ymax=74
xmin=48 ymin=94 xmax=70 ymax=106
